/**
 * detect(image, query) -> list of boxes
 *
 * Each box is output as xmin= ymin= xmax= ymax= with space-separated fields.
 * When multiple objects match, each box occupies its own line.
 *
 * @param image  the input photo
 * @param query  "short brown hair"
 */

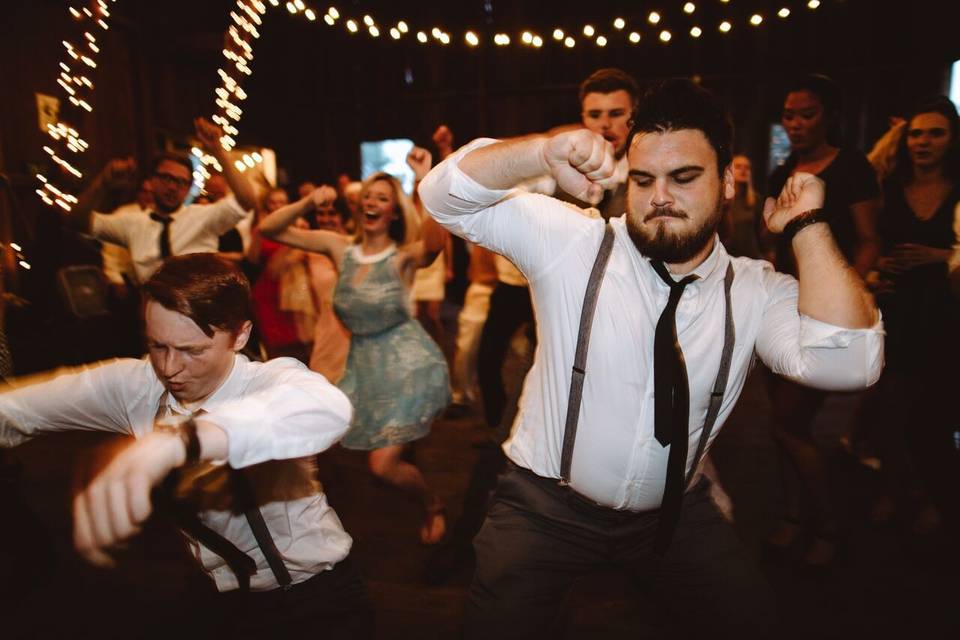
xmin=142 ymin=254 xmax=252 ymax=337
xmin=578 ymin=68 xmax=640 ymax=108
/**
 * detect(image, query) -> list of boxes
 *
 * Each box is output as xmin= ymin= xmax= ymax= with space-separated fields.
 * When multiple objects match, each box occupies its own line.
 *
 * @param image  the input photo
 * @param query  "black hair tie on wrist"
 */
xmin=783 ymin=208 xmax=828 ymax=242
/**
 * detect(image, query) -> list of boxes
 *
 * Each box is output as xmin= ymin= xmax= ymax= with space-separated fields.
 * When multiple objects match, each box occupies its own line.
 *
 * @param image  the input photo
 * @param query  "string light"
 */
xmin=37 ymin=0 xmax=832 ymax=213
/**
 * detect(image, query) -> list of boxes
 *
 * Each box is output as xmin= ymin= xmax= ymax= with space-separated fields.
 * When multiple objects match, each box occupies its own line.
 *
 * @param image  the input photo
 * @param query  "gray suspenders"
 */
xmin=558 ymin=224 xmax=736 ymax=496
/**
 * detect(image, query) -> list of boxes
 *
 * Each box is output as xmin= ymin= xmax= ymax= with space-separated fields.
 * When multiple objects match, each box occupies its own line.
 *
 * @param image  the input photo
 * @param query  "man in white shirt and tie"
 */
xmin=419 ymin=79 xmax=883 ymax=638
xmin=0 ymin=254 xmax=372 ymax=638
xmin=67 ymin=118 xmax=258 ymax=284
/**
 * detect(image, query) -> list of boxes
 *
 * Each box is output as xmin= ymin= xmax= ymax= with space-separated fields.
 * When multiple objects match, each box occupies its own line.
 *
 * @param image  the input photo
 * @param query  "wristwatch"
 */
xmin=154 ymin=413 xmax=201 ymax=465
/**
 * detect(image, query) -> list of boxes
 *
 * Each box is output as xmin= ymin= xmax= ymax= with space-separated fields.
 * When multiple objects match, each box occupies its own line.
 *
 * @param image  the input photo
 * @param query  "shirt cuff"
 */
xmin=799 ymin=312 xmax=885 ymax=349
xmin=447 ymin=138 xmax=515 ymax=207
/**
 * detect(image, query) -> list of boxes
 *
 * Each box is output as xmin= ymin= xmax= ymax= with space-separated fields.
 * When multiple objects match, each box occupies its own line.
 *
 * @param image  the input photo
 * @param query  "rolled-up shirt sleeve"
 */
xmin=419 ymin=137 xmax=598 ymax=281
xmin=202 ymin=360 xmax=353 ymax=469
xmin=756 ymin=270 xmax=884 ymax=391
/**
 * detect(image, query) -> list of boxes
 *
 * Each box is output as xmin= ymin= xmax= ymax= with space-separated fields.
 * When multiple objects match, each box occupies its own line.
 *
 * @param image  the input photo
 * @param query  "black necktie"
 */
xmin=150 ymin=212 xmax=172 ymax=258
xmin=650 ymin=260 xmax=697 ymax=552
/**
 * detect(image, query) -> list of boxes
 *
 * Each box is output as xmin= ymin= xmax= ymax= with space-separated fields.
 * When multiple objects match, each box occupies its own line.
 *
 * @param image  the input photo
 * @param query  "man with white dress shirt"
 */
xmin=67 ymin=118 xmax=258 ymax=284
xmin=0 ymin=254 xmax=372 ymax=638
xmin=419 ymin=79 xmax=883 ymax=638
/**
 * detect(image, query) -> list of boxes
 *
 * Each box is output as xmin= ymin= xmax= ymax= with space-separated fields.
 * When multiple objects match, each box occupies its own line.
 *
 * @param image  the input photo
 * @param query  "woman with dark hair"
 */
xmin=765 ymin=75 xmax=882 ymax=568
xmin=259 ymin=152 xmax=451 ymax=544
xmin=867 ymin=95 xmax=960 ymax=532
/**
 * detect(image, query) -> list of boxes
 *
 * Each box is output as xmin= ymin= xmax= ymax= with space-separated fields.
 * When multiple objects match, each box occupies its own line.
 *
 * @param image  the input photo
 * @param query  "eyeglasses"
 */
xmin=154 ymin=172 xmax=192 ymax=188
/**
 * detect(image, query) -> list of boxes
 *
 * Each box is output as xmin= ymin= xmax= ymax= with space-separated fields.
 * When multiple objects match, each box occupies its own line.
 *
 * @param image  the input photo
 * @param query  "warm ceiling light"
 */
xmin=683 ymin=2 xmax=696 ymax=14
xmin=719 ymin=21 xmax=732 ymax=33
xmin=583 ymin=24 xmax=595 ymax=37
xmin=368 ymin=25 xmax=379 ymax=37
xmin=465 ymin=31 xmax=479 ymax=46
xmin=750 ymin=14 xmax=763 ymax=26
xmin=397 ymin=21 xmax=409 ymax=33
xmin=564 ymin=36 xmax=575 ymax=48
xmin=553 ymin=28 xmax=564 ymax=40
xmin=390 ymin=27 xmax=400 ymax=39
xmin=346 ymin=19 xmax=357 ymax=32
xmin=532 ymin=35 xmax=543 ymax=47
xmin=648 ymin=12 xmax=661 ymax=25
xmin=522 ymin=31 xmax=533 ymax=44
xmin=808 ymin=0 xmax=821 ymax=8
xmin=613 ymin=18 xmax=626 ymax=30
xmin=659 ymin=30 xmax=671 ymax=42
xmin=629 ymin=31 xmax=641 ymax=43
xmin=690 ymin=26 xmax=702 ymax=38
xmin=416 ymin=31 xmax=428 ymax=43
xmin=362 ymin=15 xmax=373 ymax=27
xmin=327 ymin=7 xmax=339 ymax=19
xmin=778 ymin=8 xmax=791 ymax=18
xmin=596 ymin=35 xmax=607 ymax=46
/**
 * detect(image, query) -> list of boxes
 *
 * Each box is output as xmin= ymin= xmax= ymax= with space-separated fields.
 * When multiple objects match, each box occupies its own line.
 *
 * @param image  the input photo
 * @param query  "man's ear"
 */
xmin=231 ymin=321 xmax=253 ymax=352
xmin=722 ymin=164 xmax=735 ymax=201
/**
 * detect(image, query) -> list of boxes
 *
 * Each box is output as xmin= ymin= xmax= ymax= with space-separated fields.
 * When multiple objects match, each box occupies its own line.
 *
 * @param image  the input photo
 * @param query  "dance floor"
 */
xmin=1 ymin=369 xmax=956 ymax=639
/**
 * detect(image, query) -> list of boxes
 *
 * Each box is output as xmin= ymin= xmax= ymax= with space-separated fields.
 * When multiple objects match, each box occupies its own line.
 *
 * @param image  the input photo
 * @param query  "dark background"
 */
xmin=1 ymin=0 xmax=959 ymax=372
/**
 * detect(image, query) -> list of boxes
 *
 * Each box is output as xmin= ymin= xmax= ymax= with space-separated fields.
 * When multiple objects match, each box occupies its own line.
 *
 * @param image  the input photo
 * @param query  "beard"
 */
xmin=626 ymin=191 xmax=724 ymax=264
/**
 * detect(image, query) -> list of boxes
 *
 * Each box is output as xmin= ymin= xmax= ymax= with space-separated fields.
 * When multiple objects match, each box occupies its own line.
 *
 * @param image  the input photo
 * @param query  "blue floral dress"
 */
xmin=334 ymin=244 xmax=450 ymax=450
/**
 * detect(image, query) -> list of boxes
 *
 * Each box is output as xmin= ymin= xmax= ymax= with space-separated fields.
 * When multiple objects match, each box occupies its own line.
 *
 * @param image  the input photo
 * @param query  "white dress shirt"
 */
xmin=420 ymin=138 xmax=884 ymax=511
xmin=0 ymin=355 xmax=354 ymax=591
xmin=91 ymin=195 xmax=250 ymax=283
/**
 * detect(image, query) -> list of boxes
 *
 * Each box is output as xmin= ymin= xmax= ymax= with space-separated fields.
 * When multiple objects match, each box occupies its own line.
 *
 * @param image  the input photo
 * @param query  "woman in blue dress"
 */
xmin=259 ymin=149 xmax=450 ymax=543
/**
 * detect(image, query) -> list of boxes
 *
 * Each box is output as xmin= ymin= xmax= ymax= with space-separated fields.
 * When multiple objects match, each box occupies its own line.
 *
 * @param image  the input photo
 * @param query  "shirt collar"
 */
xmin=645 ymin=234 xmax=728 ymax=288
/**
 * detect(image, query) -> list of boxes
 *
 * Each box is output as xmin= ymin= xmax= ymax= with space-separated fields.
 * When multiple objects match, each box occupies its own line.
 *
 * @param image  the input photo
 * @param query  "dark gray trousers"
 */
xmin=464 ymin=463 xmax=776 ymax=639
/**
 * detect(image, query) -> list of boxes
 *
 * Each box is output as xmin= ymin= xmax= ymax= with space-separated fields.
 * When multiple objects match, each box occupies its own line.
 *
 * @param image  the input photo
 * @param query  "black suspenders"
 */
xmin=153 ymin=396 xmax=292 ymax=591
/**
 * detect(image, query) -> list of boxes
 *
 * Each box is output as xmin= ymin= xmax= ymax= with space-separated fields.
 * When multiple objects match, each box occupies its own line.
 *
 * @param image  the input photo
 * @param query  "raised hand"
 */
xmin=309 ymin=185 xmax=338 ymax=209
xmin=542 ymin=129 xmax=617 ymax=205
xmin=194 ymin=117 xmax=225 ymax=152
xmin=101 ymin=157 xmax=137 ymax=189
xmin=431 ymin=125 xmax=454 ymax=156
xmin=763 ymin=172 xmax=826 ymax=234
xmin=406 ymin=146 xmax=433 ymax=181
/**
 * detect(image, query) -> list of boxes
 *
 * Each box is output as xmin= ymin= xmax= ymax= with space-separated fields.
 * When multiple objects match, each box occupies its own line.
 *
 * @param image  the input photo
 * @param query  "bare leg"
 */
xmin=368 ymin=445 xmax=446 ymax=544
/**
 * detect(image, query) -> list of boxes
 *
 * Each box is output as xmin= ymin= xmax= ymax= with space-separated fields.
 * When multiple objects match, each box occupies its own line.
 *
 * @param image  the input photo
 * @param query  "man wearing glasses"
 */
xmin=68 ymin=118 xmax=258 ymax=284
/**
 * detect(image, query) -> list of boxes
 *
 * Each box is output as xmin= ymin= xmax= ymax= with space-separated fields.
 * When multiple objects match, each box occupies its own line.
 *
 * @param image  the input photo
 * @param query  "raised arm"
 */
xmin=258 ymin=185 xmax=350 ymax=262
xmin=764 ymin=173 xmax=878 ymax=329
xmin=67 ymin=157 xmax=138 ymax=235
xmin=194 ymin=118 xmax=258 ymax=212
xmin=458 ymin=129 xmax=616 ymax=202
xmin=405 ymin=146 xmax=449 ymax=268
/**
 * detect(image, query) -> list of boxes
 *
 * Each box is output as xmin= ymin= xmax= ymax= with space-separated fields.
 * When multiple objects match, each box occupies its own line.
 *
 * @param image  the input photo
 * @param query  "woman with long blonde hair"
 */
xmin=259 ymin=150 xmax=451 ymax=544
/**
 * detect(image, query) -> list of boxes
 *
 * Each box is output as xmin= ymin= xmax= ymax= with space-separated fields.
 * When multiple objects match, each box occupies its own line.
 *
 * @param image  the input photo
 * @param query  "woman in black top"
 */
xmin=868 ymin=96 xmax=960 ymax=532
xmin=765 ymin=75 xmax=881 ymax=568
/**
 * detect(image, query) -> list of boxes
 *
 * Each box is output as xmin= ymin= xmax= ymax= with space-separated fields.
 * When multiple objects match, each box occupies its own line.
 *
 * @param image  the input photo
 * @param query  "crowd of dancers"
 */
xmin=1 ymin=67 xmax=958 ymax=638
